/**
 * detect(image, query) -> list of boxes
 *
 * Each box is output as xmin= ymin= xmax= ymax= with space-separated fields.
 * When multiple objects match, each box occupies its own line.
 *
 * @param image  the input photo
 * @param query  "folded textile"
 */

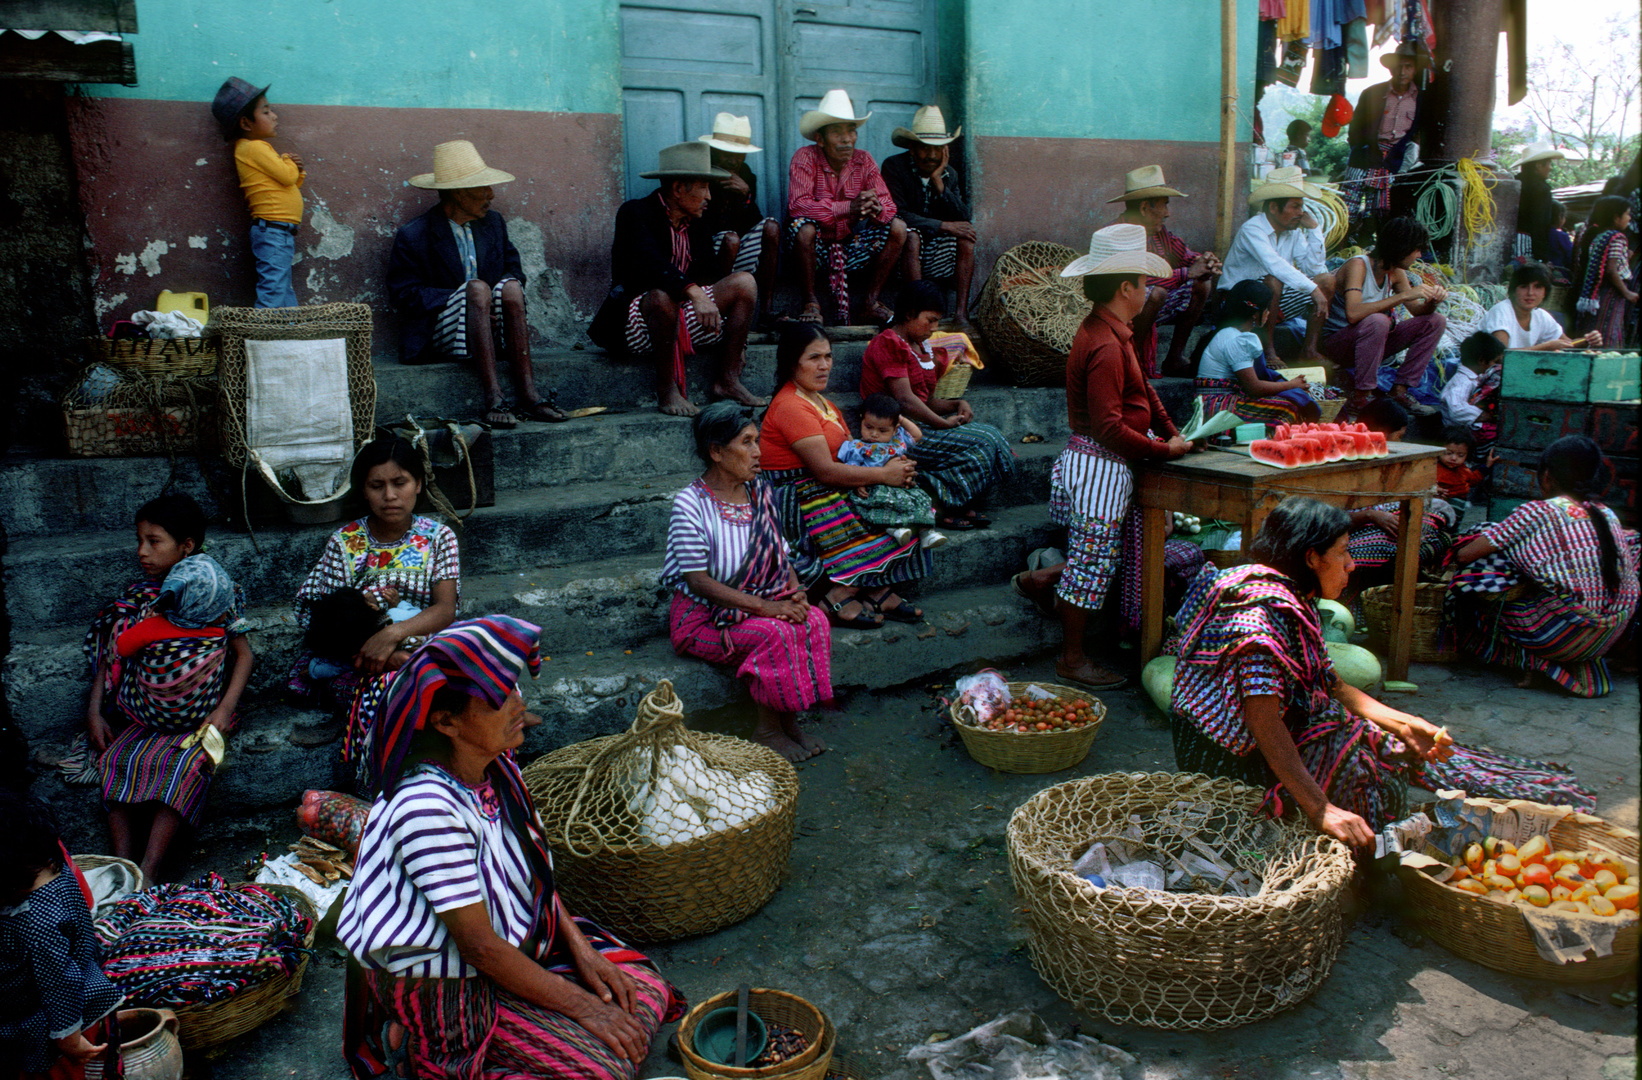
xmin=131 ymin=309 xmax=205 ymax=339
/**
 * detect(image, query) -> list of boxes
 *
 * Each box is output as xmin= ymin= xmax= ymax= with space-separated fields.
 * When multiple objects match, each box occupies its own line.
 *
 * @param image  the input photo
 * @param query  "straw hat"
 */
xmin=408 ymin=141 xmax=516 ymax=190
xmin=1108 ymin=164 xmax=1188 ymax=203
xmin=1516 ymin=141 xmax=1566 ymax=168
xmin=1248 ymin=165 xmax=1311 ymax=207
xmin=800 ymin=89 xmax=871 ymax=140
xmin=892 ymin=105 xmax=961 ymax=148
xmin=1379 ymin=41 xmax=1429 ymax=71
xmin=640 ymin=141 xmax=731 ymax=180
xmin=698 ymin=113 xmax=762 ymax=154
xmin=1060 ymin=224 xmax=1172 ymax=278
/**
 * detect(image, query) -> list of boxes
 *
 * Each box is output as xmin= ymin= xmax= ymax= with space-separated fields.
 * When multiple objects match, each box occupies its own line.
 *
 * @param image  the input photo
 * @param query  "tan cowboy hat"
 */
xmin=408 ymin=140 xmax=516 ymax=190
xmin=800 ymin=89 xmax=871 ymax=140
xmin=1108 ymin=164 xmax=1187 ymax=203
xmin=1379 ymin=41 xmax=1430 ymax=71
xmin=640 ymin=141 xmax=731 ymax=180
xmin=892 ymin=105 xmax=961 ymax=149
xmin=1516 ymin=141 xmax=1566 ymax=168
xmin=698 ymin=112 xmax=762 ymax=154
xmin=1248 ymin=165 xmax=1310 ymax=207
xmin=1060 ymin=223 xmax=1172 ymax=278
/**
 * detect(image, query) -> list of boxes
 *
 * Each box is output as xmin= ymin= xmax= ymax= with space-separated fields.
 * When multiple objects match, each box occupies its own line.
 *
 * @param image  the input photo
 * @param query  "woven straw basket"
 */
xmin=931 ymin=362 xmax=973 ymax=399
xmin=1315 ymin=397 xmax=1346 ymax=422
xmin=71 ymin=854 xmax=148 ymax=893
xmin=677 ymin=989 xmax=833 ymax=1080
xmin=950 ymin=681 xmax=1106 ymax=773
xmin=522 ymin=681 xmax=799 ymax=943
xmin=822 ymin=1053 xmax=870 ymax=1079
xmin=974 ymin=242 xmax=1087 ymax=387
xmin=169 ymin=883 xmax=317 ymax=1050
xmin=1361 ymin=582 xmax=1453 ymax=663
xmin=1008 ymin=772 xmax=1355 ymax=1029
xmin=89 ymin=335 xmax=218 ymax=378
xmin=1400 ymin=806 xmax=1639 ymax=983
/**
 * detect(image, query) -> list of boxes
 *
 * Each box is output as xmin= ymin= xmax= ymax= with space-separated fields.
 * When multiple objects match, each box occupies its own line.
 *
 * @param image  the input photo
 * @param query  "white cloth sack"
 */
xmin=244 ymin=337 xmax=353 ymax=501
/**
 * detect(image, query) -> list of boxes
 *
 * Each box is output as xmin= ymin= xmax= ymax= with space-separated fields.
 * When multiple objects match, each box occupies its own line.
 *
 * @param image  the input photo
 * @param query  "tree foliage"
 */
xmin=1517 ymin=14 xmax=1640 ymax=187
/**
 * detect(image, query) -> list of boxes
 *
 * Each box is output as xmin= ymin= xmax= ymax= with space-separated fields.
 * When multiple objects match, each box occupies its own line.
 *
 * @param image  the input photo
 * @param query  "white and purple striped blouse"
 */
xmin=337 ymin=764 xmax=539 ymax=978
xmin=662 ymin=480 xmax=758 ymax=603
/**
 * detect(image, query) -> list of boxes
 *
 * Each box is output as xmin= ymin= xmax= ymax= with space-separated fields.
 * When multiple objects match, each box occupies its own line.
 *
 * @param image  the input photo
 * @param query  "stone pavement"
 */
xmin=153 ymin=653 xmax=1636 ymax=1080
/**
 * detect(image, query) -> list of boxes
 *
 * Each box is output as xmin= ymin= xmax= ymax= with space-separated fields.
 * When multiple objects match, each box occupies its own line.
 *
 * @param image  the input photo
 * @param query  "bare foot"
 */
xmin=1299 ymin=350 xmax=1330 ymax=366
xmin=796 ymin=302 xmax=823 ymax=325
xmin=782 ymin=714 xmax=828 ymax=757
xmin=861 ymin=298 xmax=894 ymax=324
xmin=658 ymin=385 xmax=699 ymax=417
xmin=712 ymin=376 xmax=770 ymax=407
xmin=754 ymin=726 xmax=810 ymax=762
xmin=1514 ymin=668 xmax=1536 ymax=689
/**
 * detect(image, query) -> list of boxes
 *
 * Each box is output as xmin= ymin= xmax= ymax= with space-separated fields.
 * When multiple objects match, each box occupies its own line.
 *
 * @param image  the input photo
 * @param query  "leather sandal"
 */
xmin=825 ymin=595 xmax=882 ymax=629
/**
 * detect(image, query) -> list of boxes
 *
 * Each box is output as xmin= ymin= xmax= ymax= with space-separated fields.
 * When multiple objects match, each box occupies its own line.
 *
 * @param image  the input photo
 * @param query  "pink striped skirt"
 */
xmin=669 ymin=593 xmax=832 ymax=712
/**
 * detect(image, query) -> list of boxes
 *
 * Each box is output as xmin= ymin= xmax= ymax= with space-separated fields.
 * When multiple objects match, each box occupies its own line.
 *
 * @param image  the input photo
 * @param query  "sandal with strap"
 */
xmin=826 ymin=595 xmax=882 ymax=630
xmin=866 ymin=588 xmax=923 ymax=623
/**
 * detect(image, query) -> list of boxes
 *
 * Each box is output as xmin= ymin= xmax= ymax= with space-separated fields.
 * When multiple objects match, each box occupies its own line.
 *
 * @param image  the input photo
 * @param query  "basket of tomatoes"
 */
xmin=1400 ymin=809 xmax=1639 ymax=983
xmin=950 ymin=682 xmax=1107 ymax=774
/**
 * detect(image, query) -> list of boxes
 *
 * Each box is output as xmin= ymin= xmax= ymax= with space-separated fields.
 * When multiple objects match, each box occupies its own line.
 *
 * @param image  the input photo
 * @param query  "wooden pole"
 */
xmin=1216 ymin=0 xmax=1238 ymax=254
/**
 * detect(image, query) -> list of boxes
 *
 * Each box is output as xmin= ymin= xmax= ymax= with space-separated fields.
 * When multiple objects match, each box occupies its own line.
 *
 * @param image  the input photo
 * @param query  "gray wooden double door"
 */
xmin=620 ymin=0 xmax=941 ymax=213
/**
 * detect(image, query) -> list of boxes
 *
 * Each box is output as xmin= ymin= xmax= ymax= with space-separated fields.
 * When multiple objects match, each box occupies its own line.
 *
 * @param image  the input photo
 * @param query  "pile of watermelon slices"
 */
xmin=1249 ymin=422 xmax=1388 ymax=469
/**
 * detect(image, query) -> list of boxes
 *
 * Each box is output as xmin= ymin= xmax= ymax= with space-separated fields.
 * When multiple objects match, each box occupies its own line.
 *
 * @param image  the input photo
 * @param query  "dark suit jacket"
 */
xmin=1516 ymin=172 xmax=1556 ymax=262
xmin=588 ymin=191 xmax=717 ymax=352
xmin=387 ymin=204 xmax=525 ymax=361
xmin=700 ymin=163 xmax=764 ymax=237
xmin=881 ymin=151 xmax=971 ymax=238
xmin=1347 ymin=81 xmax=1428 ymax=172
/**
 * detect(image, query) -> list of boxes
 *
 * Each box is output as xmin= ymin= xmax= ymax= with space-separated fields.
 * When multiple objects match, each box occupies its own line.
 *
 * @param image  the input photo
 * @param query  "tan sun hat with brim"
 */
xmin=408 ymin=140 xmax=516 ymax=190
xmin=641 ymin=141 xmax=732 ymax=180
xmin=1248 ymin=165 xmax=1311 ymax=208
xmin=1108 ymin=164 xmax=1188 ymax=203
xmin=892 ymin=105 xmax=961 ymax=149
xmin=698 ymin=113 xmax=762 ymax=154
xmin=1060 ymin=223 xmax=1173 ymax=278
xmin=1379 ymin=40 xmax=1430 ymax=71
xmin=800 ymin=89 xmax=871 ymax=140
xmin=1515 ymin=141 xmax=1566 ymax=168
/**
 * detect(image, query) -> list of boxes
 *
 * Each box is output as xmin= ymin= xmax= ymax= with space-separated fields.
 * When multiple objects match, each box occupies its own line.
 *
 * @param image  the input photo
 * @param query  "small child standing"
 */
xmin=1437 ymin=425 xmax=1494 ymax=506
xmin=1440 ymin=331 xmax=1505 ymax=461
xmin=212 ymin=77 xmax=304 ymax=308
xmin=838 ymin=394 xmax=947 ymax=550
xmin=0 ymin=791 xmax=124 ymax=1078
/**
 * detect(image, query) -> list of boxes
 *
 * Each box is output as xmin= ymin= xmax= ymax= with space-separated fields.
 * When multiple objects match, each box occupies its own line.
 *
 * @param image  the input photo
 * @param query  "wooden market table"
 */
xmin=1135 ymin=442 xmax=1442 ymax=682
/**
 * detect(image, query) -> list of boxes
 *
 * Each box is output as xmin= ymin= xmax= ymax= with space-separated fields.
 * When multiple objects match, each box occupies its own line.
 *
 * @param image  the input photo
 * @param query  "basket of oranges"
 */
xmin=1399 ymin=807 xmax=1639 ymax=983
xmin=949 ymin=682 xmax=1107 ymax=774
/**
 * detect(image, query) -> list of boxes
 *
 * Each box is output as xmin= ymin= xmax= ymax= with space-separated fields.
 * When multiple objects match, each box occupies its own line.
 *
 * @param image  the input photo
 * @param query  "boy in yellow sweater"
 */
xmin=212 ymin=77 xmax=304 ymax=307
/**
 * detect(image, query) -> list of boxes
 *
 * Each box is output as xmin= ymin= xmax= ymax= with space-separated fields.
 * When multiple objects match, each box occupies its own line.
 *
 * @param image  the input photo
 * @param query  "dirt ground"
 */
xmin=179 ymin=656 xmax=1638 ymax=1080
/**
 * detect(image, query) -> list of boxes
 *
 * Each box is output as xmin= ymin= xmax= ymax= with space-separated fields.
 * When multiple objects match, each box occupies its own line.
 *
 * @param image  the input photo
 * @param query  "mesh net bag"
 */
xmin=522 ymin=681 xmax=799 ymax=942
xmin=61 ymin=365 xmax=219 ymax=458
xmin=974 ymin=241 xmax=1089 ymax=387
xmin=211 ymin=303 xmax=376 ymax=469
xmin=1007 ymin=772 xmax=1355 ymax=1030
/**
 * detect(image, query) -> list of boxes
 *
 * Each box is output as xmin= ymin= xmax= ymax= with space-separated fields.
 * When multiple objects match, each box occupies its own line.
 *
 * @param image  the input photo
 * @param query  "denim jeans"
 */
xmin=250 ymin=219 xmax=299 ymax=308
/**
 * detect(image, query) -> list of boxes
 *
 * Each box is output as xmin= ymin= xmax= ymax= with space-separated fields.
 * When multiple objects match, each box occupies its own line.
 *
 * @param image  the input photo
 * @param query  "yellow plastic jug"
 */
xmin=156 ymin=290 xmax=209 ymax=320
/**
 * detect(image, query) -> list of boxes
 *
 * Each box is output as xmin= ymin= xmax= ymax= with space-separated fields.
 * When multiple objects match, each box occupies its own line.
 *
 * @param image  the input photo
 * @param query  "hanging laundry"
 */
xmin=1277 ymin=0 xmax=1310 ymax=43
xmin=1374 ymin=0 xmax=1403 ymax=47
xmin=1345 ymin=18 xmax=1369 ymax=78
xmin=1310 ymin=43 xmax=1348 ymax=98
xmin=1258 ymin=20 xmax=1280 ymax=89
xmin=1260 ymin=0 xmax=1287 ymax=17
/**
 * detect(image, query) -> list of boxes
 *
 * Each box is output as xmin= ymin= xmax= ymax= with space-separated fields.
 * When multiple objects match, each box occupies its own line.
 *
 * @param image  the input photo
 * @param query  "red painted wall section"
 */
xmin=970 ymin=135 xmax=1253 ymax=273
xmin=65 ymin=97 xmax=622 ymax=351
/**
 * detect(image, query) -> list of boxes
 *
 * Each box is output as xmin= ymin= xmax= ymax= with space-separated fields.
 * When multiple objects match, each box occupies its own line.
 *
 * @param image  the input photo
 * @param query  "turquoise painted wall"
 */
xmin=965 ymin=0 xmax=1260 ymax=143
xmin=87 ymin=0 xmax=621 ymax=114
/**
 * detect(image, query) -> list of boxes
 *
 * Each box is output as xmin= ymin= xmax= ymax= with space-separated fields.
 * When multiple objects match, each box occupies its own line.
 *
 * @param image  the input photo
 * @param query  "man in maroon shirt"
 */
xmin=786 ymin=89 xmax=908 ymax=326
xmin=1014 ymin=225 xmax=1196 ymax=688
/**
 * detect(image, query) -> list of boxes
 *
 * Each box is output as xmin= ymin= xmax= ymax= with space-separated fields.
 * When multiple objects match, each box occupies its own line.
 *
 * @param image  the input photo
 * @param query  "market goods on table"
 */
xmin=1250 ymin=422 xmax=1387 ymax=469
xmin=295 ymin=789 xmax=370 ymax=858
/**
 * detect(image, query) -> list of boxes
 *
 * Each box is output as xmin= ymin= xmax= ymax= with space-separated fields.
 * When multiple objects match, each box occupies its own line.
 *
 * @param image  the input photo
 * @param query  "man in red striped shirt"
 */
xmin=786 ymin=89 xmax=907 ymax=326
xmin=1108 ymin=165 xmax=1222 ymax=379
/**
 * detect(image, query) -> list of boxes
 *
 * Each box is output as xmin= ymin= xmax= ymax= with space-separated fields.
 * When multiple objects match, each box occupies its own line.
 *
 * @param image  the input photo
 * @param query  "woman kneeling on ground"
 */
xmin=665 ymin=402 xmax=833 ymax=762
xmin=759 ymin=322 xmax=930 ymax=628
xmin=859 ymin=281 xmax=1016 ymax=529
xmin=339 ymin=617 xmax=684 ymax=1080
xmin=1447 ymin=435 xmax=1640 ymax=697
xmin=84 ymin=494 xmax=253 ymax=882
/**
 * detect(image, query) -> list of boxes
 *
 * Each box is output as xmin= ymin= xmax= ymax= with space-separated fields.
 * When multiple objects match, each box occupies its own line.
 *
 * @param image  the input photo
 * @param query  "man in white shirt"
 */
xmin=1221 ymin=167 xmax=1335 ymax=364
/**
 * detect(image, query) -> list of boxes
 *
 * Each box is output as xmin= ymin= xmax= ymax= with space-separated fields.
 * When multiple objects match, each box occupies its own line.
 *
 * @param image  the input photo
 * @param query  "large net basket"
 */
xmin=1007 ymin=772 xmax=1355 ymax=1029
xmin=974 ymin=242 xmax=1087 ymax=387
xmin=61 ymin=366 xmax=218 ymax=458
xmin=522 ymin=681 xmax=799 ymax=942
xmin=211 ymin=303 xmax=376 ymax=469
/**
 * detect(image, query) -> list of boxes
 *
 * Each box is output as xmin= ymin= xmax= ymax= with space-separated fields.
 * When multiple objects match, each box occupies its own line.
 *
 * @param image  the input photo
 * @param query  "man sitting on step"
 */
xmin=387 ymin=140 xmax=565 ymax=427
xmin=697 ymin=112 xmax=781 ymax=330
xmin=881 ymin=105 xmax=976 ymax=328
xmin=1220 ymin=166 xmax=1335 ymax=367
xmin=786 ymin=88 xmax=907 ymax=326
xmin=589 ymin=141 xmax=763 ymax=417
xmin=1107 ymin=165 xmax=1222 ymax=378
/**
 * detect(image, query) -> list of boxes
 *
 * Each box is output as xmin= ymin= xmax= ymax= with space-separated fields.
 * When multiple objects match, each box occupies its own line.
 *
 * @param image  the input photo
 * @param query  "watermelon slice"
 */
xmin=1332 ymin=432 xmax=1357 ymax=460
xmin=1250 ymin=439 xmax=1303 ymax=469
xmin=1317 ymin=434 xmax=1344 ymax=462
xmin=1273 ymin=423 xmax=1292 ymax=442
xmin=1368 ymin=432 xmax=1388 ymax=456
xmin=1349 ymin=422 xmax=1368 ymax=433
xmin=1317 ymin=422 xmax=1340 ymax=433
xmin=1349 ymin=431 xmax=1373 ymax=457
xmin=1295 ymin=436 xmax=1325 ymax=464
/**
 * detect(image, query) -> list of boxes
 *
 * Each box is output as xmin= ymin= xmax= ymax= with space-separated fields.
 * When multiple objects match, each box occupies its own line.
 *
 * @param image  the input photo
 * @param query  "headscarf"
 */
xmin=158 ymin=553 xmax=240 ymax=629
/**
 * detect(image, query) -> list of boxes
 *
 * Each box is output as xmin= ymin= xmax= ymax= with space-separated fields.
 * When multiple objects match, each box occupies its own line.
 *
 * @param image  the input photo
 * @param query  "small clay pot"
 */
xmin=84 ymin=1008 xmax=183 ymax=1080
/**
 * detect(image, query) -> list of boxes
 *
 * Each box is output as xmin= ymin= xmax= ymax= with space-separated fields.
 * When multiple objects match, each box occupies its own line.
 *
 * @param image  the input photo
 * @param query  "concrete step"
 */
xmin=0 ymin=385 xmax=1068 ymax=539
xmin=22 ymin=582 xmax=1058 ymax=830
xmin=3 ymin=444 xmax=1058 ymax=631
xmin=4 ymin=501 xmax=1062 ymax=730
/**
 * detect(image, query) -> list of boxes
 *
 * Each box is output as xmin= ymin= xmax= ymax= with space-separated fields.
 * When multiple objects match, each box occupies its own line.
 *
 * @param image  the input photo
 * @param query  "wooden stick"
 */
xmin=1216 ymin=0 xmax=1239 ymax=255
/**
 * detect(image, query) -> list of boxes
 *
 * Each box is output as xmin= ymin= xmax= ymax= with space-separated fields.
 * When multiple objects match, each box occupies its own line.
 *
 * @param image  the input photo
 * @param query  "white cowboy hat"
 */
xmin=1248 ymin=165 xmax=1310 ymax=207
xmin=891 ymin=105 xmax=961 ymax=149
xmin=1060 ymin=223 xmax=1172 ymax=278
xmin=698 ymin=112 xmax=762 ymax=154
xmin=800 ymin=89 xmax=871 ymax=140
xmin=408 ymin=140 xmax=516 ymax=190
xmin=640 ymin=141 xmax=732 ymax=180
xmin=1516 ymin=141 xmax=1566 ymax=168
xmin=1108 ymin=164 xmax=1188 ymax=203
